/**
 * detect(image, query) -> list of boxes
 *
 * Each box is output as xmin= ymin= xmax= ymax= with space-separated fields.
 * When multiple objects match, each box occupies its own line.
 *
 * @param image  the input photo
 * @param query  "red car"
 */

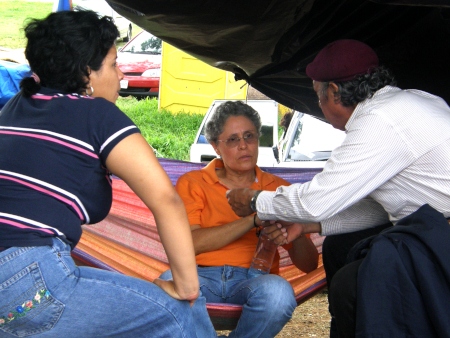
xmin=117 ymin=31 xmax=162 ymax=98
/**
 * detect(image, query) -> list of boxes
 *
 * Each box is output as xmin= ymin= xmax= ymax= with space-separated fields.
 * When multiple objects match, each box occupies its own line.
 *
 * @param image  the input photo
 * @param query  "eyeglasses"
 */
xmin=217 ymin=132 xmax=258 ymax=148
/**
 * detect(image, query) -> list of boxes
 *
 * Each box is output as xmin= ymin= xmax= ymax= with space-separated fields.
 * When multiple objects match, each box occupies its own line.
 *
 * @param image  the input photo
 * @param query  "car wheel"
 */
xmin=124 ymin=25 xmax=132 ymax=42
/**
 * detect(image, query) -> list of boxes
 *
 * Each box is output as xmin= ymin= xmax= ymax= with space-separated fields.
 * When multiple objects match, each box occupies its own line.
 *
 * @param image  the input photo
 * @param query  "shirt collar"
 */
xmin=201 ymin=158 xmax=265 ymax=185
xmin=345 ymin=85 xmax=399 ymax=131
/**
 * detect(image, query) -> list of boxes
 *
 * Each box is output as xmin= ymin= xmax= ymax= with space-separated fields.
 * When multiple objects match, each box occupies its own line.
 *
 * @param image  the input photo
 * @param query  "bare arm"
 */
xmin=105 ymin=134 xmax=198 ymax=301
xmin=287 ymin=235 xmax=319 ymax=273
xmin=190 ymin=214 xmax=256 ymax=255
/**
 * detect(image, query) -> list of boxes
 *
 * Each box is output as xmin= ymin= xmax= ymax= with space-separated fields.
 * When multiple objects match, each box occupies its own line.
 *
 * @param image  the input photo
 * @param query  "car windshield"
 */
xmin=286 ymin=113 xmax=345 ymax=161
xmin=122 ymin=32 xmax=162 ymax=55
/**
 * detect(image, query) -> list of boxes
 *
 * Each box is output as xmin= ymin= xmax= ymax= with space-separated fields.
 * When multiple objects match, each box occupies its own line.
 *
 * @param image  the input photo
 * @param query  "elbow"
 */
xmin=177 ymin=287 xmax=200 ymax=302
xmin=302 ymin=252 xmax=319 ymax=273
xmin=290 ymin=245 xmax=319 ymax=273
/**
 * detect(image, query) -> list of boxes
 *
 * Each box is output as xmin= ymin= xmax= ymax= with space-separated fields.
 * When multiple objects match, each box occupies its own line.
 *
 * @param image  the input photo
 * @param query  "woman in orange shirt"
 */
xmin=160 ymin=101 xmax=318 ymax=338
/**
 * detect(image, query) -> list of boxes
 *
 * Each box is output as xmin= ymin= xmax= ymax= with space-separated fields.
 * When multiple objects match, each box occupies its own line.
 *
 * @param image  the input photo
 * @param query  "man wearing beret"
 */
xmin=227 ymin=39 xmax=450 ymax=336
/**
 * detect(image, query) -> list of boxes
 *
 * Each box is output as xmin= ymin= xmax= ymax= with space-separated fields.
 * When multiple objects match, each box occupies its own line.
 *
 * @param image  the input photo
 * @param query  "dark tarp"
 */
xmin=107 ymin=0 xmax=450 ymax=119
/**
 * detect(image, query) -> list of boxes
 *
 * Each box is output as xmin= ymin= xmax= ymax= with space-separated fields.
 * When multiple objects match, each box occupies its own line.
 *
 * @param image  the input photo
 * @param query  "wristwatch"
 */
xmin=250 ymin=190 xmax=262 ymax=212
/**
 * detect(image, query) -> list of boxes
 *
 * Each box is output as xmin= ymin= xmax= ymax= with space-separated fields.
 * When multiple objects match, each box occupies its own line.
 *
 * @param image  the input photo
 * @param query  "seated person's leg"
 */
xmin=323 ymin=223 xmax=392 ymax=287
xmin=160 ymin=267 xmax=224 ymax=303
xmin=162 ymin=266 xmax=296 ymax=338
xmin=328 ymin=259 xmax=362 ymax=338
xmin=323 ymin=222 xmax=392 ymax=337
xmin=226 ymin=272 xmax=296 ymax=338
xmin=159 ymin=268 xmax=217 ymax=336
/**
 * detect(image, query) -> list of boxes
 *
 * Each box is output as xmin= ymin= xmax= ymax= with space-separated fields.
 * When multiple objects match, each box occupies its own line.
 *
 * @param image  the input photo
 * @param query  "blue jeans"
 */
xmin=0 ymin=238 xmax=217 ymax=338
xmin=160 ymin=266 xmax=296 ymax=338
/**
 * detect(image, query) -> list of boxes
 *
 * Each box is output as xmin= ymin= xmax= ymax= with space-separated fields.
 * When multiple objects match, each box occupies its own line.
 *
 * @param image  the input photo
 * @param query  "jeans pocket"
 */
xmin=0 ymin=262 xmax=64 ymax=337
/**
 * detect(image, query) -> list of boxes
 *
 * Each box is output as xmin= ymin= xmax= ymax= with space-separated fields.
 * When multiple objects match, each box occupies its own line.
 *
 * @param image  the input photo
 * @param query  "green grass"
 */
xmin=117 ymin=97 xmax=204 ymax=161
xmin=0 ymin=0 xmax=142 ymax=50
xmin=0 ymin=0 xmax=53 ymax=49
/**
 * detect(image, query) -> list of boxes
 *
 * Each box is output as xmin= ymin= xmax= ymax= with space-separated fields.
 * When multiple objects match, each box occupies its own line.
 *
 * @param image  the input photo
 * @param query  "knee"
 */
xmin=328 ymin=260 xmax=359 ymax=316
xmin=328 ymin=268 xmax=345 ymax=312
xmin=254 ymin=275 xmax=296 ymax=309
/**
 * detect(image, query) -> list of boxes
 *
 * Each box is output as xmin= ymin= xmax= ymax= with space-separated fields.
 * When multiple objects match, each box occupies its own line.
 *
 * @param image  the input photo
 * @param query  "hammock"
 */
xmin=71 ymin=158 xmax=326 ymax=330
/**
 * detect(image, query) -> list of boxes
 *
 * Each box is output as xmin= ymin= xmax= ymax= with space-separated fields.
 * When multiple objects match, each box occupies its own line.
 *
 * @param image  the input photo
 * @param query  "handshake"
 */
xmin=226 ymin=188 xmax=320 ymax=244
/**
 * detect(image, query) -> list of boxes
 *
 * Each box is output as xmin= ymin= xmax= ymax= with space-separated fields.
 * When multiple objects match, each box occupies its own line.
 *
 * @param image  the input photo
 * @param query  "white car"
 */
xmin=277 ymin=112 xmax=346 ymax=168
xmin=73 ymin=0 xmax=133 ymax=42
xmin=190 ymin=100 xmax=345 ymax=168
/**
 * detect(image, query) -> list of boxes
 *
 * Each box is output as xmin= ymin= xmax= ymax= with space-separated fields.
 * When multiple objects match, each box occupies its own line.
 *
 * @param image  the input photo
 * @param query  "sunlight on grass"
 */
xmin=0 ymin=0 xmax=142 ymax=50
xmin=0 ymin=0 xmax=53 ymax=49
xmin=117 ymin=97 xmax=204 ymax=161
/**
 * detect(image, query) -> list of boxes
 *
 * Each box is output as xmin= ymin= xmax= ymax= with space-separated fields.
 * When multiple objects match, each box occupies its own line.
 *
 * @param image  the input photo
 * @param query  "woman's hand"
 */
xmin=153 ymin=278 xmax=199 ymax=306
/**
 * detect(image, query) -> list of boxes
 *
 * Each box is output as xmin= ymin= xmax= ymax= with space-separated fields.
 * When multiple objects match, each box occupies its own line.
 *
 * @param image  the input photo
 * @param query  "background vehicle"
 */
xmin=190 ymin=100 xmax=279 ymax=167
xmin=277 ymin=112 xmax=345 ymax=168
xmin=117 ymin=31 xmax=162 ymax=98
xmin=190 ymin=100 xmax=345 ymax=168
xmin=73 ymin=0 xmax=132 ymax=41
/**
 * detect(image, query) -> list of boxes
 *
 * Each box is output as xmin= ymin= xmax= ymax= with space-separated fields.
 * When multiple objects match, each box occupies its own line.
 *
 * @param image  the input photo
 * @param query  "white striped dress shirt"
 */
xmin=257 ymin=86 xmax=450 ymax=235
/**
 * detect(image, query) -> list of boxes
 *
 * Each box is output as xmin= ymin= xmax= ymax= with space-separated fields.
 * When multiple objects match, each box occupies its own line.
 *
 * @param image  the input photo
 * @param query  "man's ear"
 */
xmin=329 ymin=82 xmax=341 ymax=103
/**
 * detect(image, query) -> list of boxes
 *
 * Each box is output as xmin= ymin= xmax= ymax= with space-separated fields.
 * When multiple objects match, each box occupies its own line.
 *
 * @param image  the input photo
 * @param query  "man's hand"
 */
xmin=262 ymin=222 xmax=289 ymax=245
xmin=226 ymin=188 xmax=257 ymax=217
xmin=281 ymin=222 xmax=304 ymax=243
xmin=263 ymin=220 xmax=321 ymax=243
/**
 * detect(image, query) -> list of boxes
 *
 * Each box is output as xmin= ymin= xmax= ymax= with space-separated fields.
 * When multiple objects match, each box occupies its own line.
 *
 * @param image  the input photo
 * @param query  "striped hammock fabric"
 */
xmin=71 ymin=158 xmax=326 ymax=330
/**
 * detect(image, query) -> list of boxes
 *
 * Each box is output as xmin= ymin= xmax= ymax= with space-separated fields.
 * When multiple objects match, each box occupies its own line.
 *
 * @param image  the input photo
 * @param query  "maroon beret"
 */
xmin=306 ymin=39 xmax=379 ymax=82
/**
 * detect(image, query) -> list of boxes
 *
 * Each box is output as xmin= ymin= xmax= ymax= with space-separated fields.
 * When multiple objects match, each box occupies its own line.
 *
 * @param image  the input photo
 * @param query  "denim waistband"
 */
xmin=0 ymin=237 xmax=69 ymax=259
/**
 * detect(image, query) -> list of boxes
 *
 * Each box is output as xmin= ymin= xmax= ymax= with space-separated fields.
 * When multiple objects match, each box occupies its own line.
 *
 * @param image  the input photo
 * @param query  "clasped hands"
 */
xmin=259 ymin=219 xmax=304 ymax=245
xmin=227 ymin=188 xmax=305 ymax=245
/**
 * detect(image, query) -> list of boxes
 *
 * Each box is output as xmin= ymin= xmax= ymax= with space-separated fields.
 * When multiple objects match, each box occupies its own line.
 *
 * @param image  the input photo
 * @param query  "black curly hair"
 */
xmin=318 ymin=66 xmax=396 ymax=107
xmin=20 ymin=10 xmax=119 ymax=97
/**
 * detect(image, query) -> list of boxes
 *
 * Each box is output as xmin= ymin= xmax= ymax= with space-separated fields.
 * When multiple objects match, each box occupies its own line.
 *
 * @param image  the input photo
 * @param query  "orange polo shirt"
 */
xmin=175 ymin=158 xmax=292 ymax=274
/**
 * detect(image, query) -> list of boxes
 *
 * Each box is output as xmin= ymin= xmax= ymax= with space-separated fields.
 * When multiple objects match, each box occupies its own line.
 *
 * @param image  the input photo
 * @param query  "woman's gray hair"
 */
xmin=205 ymin=101 xmax=262 ymax=143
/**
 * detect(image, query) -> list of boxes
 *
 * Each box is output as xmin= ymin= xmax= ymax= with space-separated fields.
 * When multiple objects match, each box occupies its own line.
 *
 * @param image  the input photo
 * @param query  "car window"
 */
xmin=122 ymin=33 xmax=162 ymax=55
xmin=286 ymin=113 xmax=345 ymax=161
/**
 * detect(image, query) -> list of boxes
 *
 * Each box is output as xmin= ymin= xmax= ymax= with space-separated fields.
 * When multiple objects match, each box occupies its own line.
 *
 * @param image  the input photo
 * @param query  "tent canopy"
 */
xmin=107 ymin=0 xmax=450 ymax=119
